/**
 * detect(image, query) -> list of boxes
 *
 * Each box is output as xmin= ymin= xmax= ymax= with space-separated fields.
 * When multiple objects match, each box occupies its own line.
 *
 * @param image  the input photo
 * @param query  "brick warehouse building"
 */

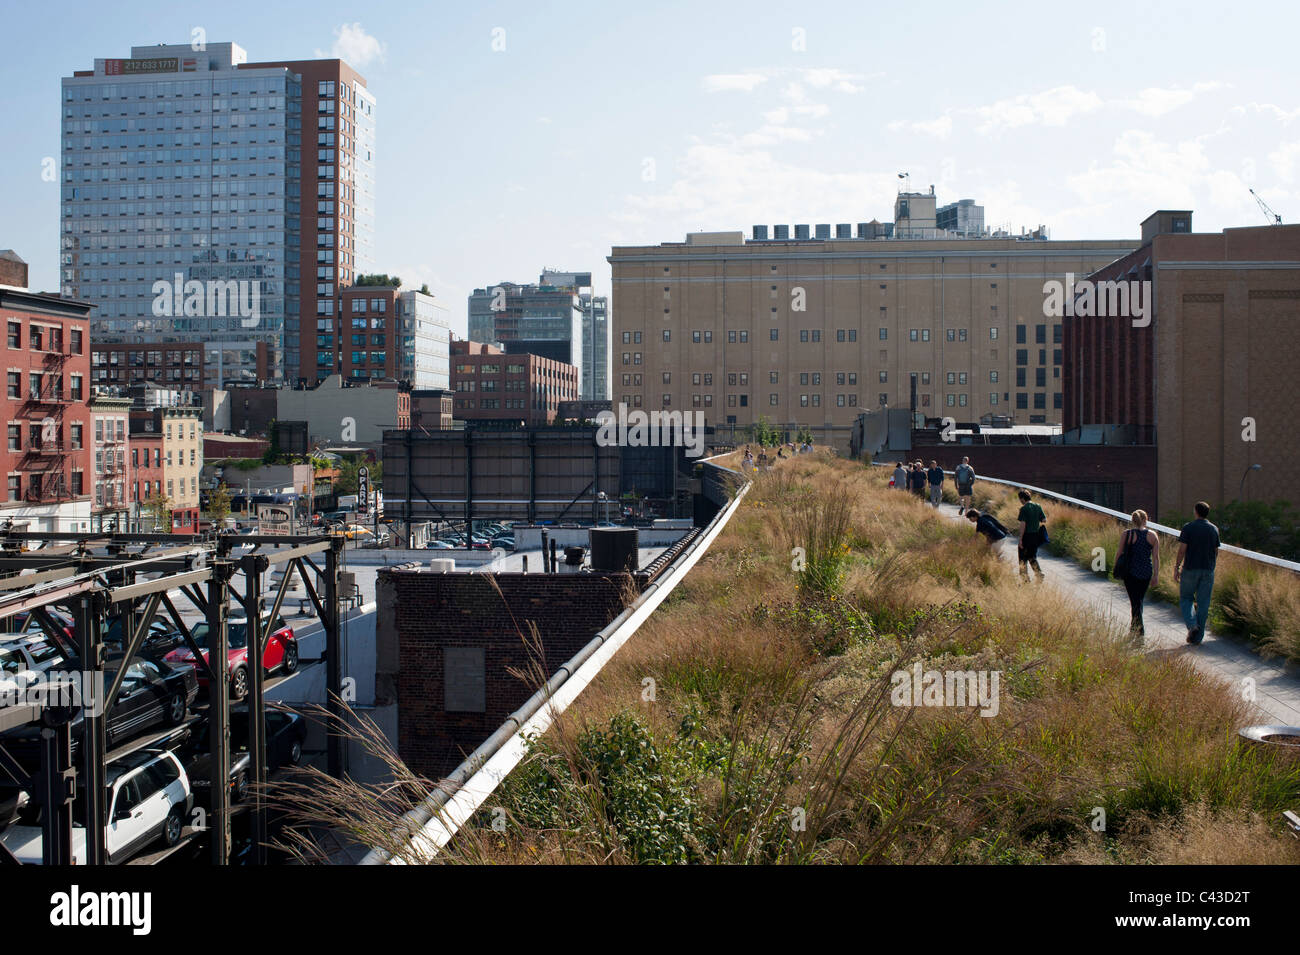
xmin=1064 ymin=211 xmax=1300 ymax=517
xmin=608 ymin=206 xmax=1135 ymax=448
xmin=451 ymin=339 xmax=580 ymax=426
xmin=0 ymin=284 xmax=94 ymax=532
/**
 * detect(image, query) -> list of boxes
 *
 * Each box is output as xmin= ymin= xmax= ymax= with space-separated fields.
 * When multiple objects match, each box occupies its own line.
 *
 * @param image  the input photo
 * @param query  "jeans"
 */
xmin=1179 ymin=567 xmax=1215 ymax=634
xmin=929 ymin=485 xmax=942 ymax=506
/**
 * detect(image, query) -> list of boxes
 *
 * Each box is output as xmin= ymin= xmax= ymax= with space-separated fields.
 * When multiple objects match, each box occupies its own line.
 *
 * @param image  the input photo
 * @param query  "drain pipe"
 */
xmin=359 ymin=460 xmax=749 ymax=864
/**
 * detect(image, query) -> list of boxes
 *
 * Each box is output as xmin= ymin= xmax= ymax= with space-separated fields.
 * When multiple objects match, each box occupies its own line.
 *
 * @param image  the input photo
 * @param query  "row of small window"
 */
xmin=7 ymin=323 xmax=82 ymax=354
xmin=5 ymin=373 xmax=84 ymax=400
xmin=347 ymin=352 xmax=388 ymax=367
xmin=1015 ymin=350 xmax=1064 ymax=366
xmin=455 ymin=398 xmax=530 ymax=410
xmin=1016 ymin=324 xmax=1064 ymax=345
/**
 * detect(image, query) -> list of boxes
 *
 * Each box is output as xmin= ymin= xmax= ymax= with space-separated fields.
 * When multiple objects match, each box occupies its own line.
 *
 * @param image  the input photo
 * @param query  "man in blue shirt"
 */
xmin=926 ymin=460 xmax=945 ymax=508
xmin=1174 ymin=501 xmax=1220 ymax=645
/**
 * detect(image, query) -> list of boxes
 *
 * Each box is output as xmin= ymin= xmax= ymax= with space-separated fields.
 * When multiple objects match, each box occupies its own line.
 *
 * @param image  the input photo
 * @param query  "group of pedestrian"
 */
xmin=889 ymin=454 xmax=1222 ymax=643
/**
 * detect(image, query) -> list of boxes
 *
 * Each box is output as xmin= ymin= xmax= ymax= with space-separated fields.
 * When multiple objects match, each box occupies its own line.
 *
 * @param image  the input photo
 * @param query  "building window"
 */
xmin=1016 ymin=350 xmax=1028 ymax=366
xmin=990 ymin=327 xmax=999 ymax=340
xmin=663 ymin=329 xmax=671 ymax=341
xmin=800 ymin=330 xmax=809 ymax=343
xmin=7 ymin=322 xmax=19 ymax=349
xmin=7 ymin=475 xmax=17 ymax=501
xmin=770 ymin=328 xmax=779 ymax=341
xmin=1016 ymin=325 xmax=1027 ymax=344
xmin=909 ymin=329 xmax=918 ymax=342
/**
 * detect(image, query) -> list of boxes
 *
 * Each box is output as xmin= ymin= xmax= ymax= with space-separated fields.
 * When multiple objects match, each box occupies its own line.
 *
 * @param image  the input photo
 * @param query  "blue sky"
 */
xmin=4 ymin=0 xmax=1299 ymax=338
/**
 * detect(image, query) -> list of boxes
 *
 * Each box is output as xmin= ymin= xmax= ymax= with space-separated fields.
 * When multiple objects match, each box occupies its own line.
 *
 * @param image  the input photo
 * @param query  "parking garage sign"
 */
xmin=357 ymin=467 xmax=370 ymax=516
xmin=258 ymin=504 xmax=293 ymax=536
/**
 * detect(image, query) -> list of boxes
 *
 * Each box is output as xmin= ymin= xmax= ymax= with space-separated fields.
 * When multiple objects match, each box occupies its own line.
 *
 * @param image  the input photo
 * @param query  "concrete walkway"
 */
xmin=935 ymin=502 xmax=1300 ymax=726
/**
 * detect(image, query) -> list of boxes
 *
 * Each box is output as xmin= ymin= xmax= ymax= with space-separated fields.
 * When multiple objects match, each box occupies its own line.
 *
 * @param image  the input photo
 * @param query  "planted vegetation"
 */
xmin=280 ymin=453 xmax=1300 ymax=865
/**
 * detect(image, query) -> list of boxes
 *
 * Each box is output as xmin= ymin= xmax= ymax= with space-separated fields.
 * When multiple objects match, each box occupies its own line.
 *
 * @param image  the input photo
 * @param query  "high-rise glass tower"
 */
xmin=60 ymin=42 xmax=375 ymax=387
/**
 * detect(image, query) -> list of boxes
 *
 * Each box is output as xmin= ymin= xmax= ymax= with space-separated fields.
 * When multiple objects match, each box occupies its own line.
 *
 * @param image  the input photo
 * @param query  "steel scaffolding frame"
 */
xmin=0 ymin=530 xmax=344 ymax=866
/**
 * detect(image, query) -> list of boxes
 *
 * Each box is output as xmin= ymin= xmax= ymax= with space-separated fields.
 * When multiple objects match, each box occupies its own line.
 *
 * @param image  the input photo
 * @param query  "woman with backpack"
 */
xmin=1115 ymin=509 xmax=1160 ymax=636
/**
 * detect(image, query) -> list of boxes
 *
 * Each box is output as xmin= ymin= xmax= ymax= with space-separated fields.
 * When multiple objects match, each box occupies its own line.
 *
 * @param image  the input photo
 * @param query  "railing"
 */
xmin=359 ymin=453 xmax=753 ymax=864
xmin=874 ymin=461 xmax=1300 ymax=576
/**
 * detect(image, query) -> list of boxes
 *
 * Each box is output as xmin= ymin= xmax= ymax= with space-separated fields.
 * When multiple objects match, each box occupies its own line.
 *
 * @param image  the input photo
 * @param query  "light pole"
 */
xmin=1240 ymin=463 xmax=1262 ymax=502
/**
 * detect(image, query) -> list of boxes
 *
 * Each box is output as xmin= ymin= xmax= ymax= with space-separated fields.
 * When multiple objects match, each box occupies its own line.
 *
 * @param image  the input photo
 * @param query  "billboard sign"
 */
xmin=258 ymin=504 xmax=293 ymax=536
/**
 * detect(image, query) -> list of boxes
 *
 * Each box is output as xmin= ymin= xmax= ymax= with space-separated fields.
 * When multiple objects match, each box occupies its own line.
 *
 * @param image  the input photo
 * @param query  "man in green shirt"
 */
xmin=1016 ymin=489 xmax=1047 ymax=582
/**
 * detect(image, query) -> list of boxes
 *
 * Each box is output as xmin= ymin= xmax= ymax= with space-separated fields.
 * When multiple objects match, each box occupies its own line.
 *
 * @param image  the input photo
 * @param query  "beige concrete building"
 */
xmin=162 ymin=407 xmax=203 ymax=531
xmin=609 ymin=227 xmax=1136 ymax=445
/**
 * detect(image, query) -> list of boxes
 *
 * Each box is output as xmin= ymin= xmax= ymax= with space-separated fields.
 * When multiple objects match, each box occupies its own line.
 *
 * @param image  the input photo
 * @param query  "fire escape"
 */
xmin=21 ymin=348 xmax=73 ymax=504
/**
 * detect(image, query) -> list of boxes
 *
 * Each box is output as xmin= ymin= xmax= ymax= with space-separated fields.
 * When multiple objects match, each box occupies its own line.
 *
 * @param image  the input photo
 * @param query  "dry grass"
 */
xmin=274 ymin=452 xmax=1300 ymax=865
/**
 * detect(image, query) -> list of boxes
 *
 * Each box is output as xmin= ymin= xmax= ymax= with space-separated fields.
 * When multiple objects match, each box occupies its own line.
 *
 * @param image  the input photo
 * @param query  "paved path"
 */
xmin=935 ymin=502 xmax=1300 ymax=726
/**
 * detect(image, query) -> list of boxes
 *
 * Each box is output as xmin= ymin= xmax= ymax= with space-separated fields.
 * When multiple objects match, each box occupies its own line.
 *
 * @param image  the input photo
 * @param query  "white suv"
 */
xmin=0 ymin=749 xmax=193 ymax=864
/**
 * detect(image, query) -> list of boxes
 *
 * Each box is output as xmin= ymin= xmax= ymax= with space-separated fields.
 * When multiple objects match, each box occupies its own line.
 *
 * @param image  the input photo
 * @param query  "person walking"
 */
xmin=954 ymin=457 xmax=976 ymax=513
xmin=926 ymin=460 xmax=945 ymax=508
xmin=1116 ymin=509 xmax=1159 ymax=636
xmin=892 ymin=461 xmax=908 ymax=490
xmin=1015 ymin=489 xmax=1047 ymax=582
xmin=908 ymin=461 xmax=927 ymax=498
xmin=1174 ymin=501 xmax=1220 ymax=644
xmin=966 ymin=508 xmax=1010 ymax=545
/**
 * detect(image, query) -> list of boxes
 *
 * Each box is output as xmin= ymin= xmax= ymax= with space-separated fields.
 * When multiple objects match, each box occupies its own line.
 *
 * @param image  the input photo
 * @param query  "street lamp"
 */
xmin=1240 ymin=463 xmax=1262 ymax=502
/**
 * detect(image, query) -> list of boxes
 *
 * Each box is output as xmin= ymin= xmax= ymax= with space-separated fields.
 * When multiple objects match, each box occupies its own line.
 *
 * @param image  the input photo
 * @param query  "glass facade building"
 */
xmin=61 ymin=43 xmax=376 ymax=388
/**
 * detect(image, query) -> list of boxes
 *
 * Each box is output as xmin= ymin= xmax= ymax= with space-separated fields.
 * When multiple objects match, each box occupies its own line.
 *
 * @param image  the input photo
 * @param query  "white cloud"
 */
xmin=801 ymin=68 xmax=867 ymax=93
xmin=974 ymin=86 xmax=1103 ymax=133
xmin=316 ymin=23 xmax=387 ymax=68
xmin=888 ymin=115 xmax=953 ymax=139
xmin=1268 ymin=142 xmax=1300 ymax=183
xmin=702 ymin=73 xmax=768 ymax=93
xmin=1117 ymin=81 xmax=1223 ymax=117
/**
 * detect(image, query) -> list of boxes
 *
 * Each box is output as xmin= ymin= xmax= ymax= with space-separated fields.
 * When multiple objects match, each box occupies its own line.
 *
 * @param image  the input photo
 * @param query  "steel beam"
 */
xmin=76 ymin=592 xmax=107 ymax=867
xmin=207 ymin=559 xmax=233 ymax=866
xmin=239 ymin=553 xmax=269 ymax=865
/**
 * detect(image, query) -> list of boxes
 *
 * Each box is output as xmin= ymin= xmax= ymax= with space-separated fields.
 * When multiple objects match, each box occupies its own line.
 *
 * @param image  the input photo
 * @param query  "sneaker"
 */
xmin=1186 ymin=628 xmax=1200 ymax=644
xmin=1190 ymin=627 xmax=1204 ymax=645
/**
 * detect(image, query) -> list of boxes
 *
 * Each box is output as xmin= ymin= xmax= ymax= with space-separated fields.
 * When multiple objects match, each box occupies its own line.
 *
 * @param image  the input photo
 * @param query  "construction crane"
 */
xmin=1249 ymin=188 xmax=1283 ymax=225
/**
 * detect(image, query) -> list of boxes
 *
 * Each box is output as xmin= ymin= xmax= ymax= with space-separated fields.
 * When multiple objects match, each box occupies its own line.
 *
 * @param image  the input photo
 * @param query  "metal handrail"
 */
xmin=359 ymin=456 xmax=751 ymax=864
xmin=874 ymin=461 xmax=1300 ymax=575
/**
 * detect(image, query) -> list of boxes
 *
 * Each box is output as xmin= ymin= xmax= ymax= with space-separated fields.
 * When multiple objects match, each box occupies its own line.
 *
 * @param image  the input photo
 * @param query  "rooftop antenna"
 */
xmin=1249 ymin=188 xmax=1283 ymax=225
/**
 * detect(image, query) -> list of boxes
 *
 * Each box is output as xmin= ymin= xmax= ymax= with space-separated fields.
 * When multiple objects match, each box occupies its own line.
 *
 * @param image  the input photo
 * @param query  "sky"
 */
xmin=3 ymin=0 xmax=1299 ymax=339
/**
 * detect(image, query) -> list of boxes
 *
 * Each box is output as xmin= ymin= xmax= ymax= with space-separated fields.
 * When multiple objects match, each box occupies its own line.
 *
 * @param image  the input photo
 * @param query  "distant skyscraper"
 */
xmin=467 ymin=270 xmax=600 ymax=397
xmin=60 ymin=42 xmax=375 ymax=387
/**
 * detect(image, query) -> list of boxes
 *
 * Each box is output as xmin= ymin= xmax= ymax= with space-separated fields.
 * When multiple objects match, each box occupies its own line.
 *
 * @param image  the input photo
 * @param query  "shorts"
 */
xmin=957 ymin=484 xmax=973 ymax=496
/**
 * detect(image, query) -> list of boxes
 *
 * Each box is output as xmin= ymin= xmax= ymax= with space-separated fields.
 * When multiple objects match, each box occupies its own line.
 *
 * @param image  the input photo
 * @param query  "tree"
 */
xmin=419 ymin=284 xmax=431 ymax=295
xmin=206 ymin=484 xmax=232 ymax=528
xmin=143 ymin=491 xmax=173 ymax=532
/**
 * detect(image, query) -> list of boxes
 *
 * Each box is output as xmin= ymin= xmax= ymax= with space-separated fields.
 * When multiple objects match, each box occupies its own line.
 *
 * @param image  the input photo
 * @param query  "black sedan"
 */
xmin=0 ymin=656 xmax=198 ymax=764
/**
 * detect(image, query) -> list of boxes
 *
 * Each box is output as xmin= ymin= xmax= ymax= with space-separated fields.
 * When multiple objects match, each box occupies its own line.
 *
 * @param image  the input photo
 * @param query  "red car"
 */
xmin=165 ymin=614 xmax=299 ymax=700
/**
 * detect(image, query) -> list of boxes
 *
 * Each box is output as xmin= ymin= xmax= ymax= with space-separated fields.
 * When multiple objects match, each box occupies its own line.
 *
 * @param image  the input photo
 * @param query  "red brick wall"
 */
xmin=385 ymin=569 xmax=639 ymax=779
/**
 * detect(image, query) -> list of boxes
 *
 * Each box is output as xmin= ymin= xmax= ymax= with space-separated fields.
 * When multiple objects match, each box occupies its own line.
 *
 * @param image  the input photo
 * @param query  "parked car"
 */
xmin=424 ymin=540 xmax=455 ymax=550
xmin=490 ymin=537 xmax=516 ymax=550
xmin=12 ymin=608 xmax=76 ymax=647
xmin=165 ymin=614 xmax=299 ymax=701
xmin=102 ymin=616 xmax=185 ymax=659
xmin=180 ymin=725 xmax=253 ymax=806
xmin=191 ymin=703 xmax=307 ymax=774
xmin=0 ymin=655 xmax=197 ymax=762
xmin=0 ymin=749 xmax=193 ymax=864
xmin=0 ymin=633 xmax=68 ymax=675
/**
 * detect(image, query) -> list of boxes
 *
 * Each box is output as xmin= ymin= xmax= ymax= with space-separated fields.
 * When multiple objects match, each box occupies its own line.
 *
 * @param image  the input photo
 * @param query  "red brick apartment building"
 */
xmin=241 ymin=56 xmax=374 ymax=386
xmin=338 ymin=285 xmax=399 ymax=380
xmin=1064 ymin=211 xmax=1300 ymax=516
xmin=0 ymin=281 xmax=94 ymax=531
xmin=451 ymin=339 xmax=579 ymax=425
